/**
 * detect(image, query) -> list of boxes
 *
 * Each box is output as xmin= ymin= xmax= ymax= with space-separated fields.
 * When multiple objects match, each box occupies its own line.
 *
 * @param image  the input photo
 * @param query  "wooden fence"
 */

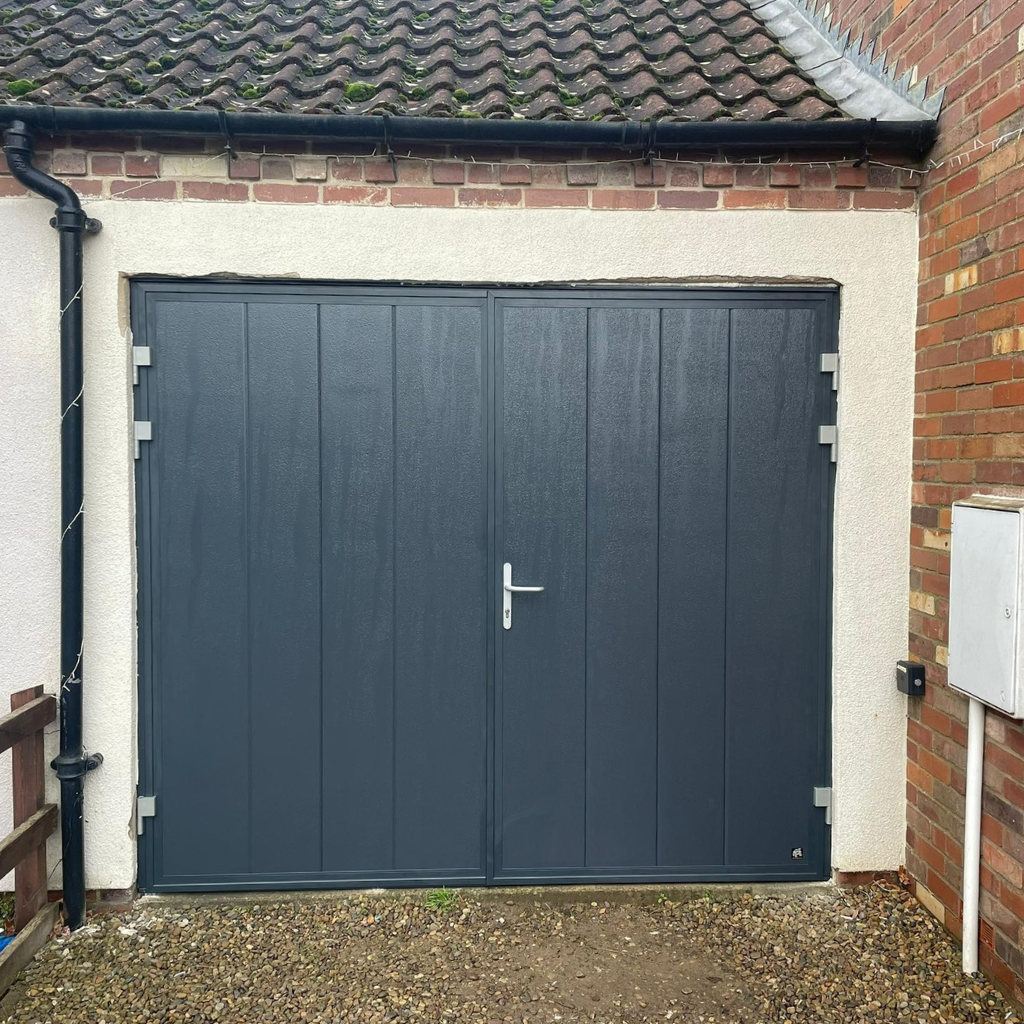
xmin=0 ymin=686 xmax=60 ymax=997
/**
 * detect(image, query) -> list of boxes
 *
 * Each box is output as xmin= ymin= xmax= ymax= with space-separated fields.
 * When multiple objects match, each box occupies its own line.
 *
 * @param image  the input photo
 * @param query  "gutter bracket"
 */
xmin=382 ymin=113 xmax=397 ymax=177
xmin=217 ymin=108 xmax=237 ymax=159
xmin=853 ymin=119 xmax=876 ymax=167
xmin=643 ymin=121 xmax=658 ymax=165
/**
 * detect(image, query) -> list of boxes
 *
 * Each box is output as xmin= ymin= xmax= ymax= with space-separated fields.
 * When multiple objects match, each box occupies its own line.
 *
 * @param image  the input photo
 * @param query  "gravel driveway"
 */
xmin=1 ymin=882 xmax=1019 ymax=1024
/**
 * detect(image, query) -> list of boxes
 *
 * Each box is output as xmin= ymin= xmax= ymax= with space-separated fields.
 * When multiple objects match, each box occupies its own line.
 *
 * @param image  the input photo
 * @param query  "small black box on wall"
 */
xmin=897 ymin=660 xmax=926 ymax=697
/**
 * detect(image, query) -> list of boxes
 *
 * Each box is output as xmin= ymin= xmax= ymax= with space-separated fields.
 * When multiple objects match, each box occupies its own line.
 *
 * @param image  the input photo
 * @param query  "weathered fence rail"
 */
xmin=0 ymin=686 xmax=60 ymax=997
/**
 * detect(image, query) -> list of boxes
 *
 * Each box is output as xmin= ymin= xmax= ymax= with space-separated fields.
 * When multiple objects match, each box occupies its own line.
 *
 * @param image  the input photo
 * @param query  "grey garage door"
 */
xmin=133 ymin=282 xmax=836 ymax=892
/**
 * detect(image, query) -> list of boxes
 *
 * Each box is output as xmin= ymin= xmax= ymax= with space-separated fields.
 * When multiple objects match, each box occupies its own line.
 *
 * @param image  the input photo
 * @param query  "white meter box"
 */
xmin=949 ymin=496 xmax=1024 ymax=717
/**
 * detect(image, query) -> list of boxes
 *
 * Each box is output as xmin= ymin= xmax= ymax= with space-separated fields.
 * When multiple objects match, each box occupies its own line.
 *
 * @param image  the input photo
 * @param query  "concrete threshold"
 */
xmin=136 ymin=879 xmax=835 ymax=910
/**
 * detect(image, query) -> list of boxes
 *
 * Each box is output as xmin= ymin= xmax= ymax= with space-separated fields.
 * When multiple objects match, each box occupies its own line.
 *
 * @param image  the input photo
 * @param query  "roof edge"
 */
xmin=752 ymin=0 xmax=943 ymax=121
xmin=0 ymin=105 xmax=937 ymax=159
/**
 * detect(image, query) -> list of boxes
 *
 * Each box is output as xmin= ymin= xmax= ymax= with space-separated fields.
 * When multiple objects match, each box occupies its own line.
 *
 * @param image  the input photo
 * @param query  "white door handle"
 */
xmin=503 ymin=562 xmax=544 ymax=630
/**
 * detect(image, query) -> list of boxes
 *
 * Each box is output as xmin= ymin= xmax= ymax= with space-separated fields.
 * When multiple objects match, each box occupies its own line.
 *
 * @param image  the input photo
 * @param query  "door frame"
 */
xmin=133 ymin=279 xmax=837 ymax=891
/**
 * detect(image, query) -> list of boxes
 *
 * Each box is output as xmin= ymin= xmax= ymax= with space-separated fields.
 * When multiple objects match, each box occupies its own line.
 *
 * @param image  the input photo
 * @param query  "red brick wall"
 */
xmin=0 ymin=135 xmax=917 ymax=212
xmin=803 ymin=0 xmax=1024 ymax=997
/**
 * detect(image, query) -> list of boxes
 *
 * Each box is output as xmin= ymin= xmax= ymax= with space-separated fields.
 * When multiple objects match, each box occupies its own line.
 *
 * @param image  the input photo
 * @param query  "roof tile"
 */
xmin=0 ymin=0 xmax=845 ymax=121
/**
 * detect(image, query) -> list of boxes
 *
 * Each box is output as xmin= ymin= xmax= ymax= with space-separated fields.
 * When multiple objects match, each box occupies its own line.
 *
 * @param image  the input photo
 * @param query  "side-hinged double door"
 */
xmin=134 ymin=283 xmax=836 ymax=891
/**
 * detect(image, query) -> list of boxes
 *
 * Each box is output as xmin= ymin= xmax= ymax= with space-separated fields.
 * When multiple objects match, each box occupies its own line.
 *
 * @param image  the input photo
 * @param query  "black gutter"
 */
xmin=0 ymin=104 xmax=937 ymax=159
xmin=2 ymin=120 xmax=102 ymax=933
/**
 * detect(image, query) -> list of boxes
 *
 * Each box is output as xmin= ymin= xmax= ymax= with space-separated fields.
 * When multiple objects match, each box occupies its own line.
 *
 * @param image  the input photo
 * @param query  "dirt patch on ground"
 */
xmin=1 ymin=883 xmax=1019 ymax=1024
xmin=453 ymin=901 xmax=754 ymax=1022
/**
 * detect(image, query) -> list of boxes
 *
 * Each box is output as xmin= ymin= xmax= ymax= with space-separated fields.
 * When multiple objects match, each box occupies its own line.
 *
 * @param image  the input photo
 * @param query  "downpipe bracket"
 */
xmin=48 ymin=212 xmax=102 ymax=234
xmin=51 ymin=751 xmax=104 ymax=781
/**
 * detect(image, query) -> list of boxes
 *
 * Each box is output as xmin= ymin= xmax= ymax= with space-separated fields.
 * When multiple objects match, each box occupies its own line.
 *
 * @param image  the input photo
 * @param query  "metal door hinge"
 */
xmin=134 ymin=420 xmax=153 ymax=460
xmin=132 ymin=346 xmax=152 ymax=385
xmin=813 ymin=786 xmax=832 ymax=826
xmin=820 ymin=352 xmax=839 ymax=391
xmin=818 ymin=424 xmax=837 ymax=463
xmin=136 ymin=794 xmax=156 ymax=836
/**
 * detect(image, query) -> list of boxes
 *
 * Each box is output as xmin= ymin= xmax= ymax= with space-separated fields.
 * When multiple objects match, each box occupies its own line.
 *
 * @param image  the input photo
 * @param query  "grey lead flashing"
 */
xmin=753 ymin=0 xmax=943 ymax=121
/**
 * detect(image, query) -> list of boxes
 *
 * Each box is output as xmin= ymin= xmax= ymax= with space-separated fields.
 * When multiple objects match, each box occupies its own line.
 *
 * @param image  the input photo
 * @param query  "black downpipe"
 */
xmin=2 ymin=120 xmax=102 ymax=932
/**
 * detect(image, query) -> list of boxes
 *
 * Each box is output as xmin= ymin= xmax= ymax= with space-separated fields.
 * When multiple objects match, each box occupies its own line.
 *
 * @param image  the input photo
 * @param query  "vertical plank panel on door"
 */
xmin=393 ymin=302 xmax=488 ymax=873
xmin=247 ymin=302 xmax=322 ymax=872
xmin=726 ymin=307 xmax=822 ymax=866
xmin=586 ymin=307 xmax=660 ymax=867
xmin=499 ymin=303 xmax=588 ymax=872
xmin=658 ymin=308 xmax=730 ymax=866
xmin=320 ymin=303 xmax=396 ymax=872
xmin=155 ymin=300 xmax=250 ymax=878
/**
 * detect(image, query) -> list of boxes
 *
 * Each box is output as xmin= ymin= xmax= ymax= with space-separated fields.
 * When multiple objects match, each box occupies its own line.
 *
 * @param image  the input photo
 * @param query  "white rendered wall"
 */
xmin=0 ymin=197 xmax=918 ymax=888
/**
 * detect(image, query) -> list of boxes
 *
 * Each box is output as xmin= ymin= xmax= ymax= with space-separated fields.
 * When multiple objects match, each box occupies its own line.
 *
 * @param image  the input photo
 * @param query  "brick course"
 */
xmin=803 ymin=0 xmax=1024 ymax=998
xmin=0 ymin=137 xmax=919 ymax=212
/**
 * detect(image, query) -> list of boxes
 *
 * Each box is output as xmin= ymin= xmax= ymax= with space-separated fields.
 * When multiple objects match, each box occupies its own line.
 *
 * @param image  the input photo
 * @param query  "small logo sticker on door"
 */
xmin=791 ymin=847 xmax=804 ymax=860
